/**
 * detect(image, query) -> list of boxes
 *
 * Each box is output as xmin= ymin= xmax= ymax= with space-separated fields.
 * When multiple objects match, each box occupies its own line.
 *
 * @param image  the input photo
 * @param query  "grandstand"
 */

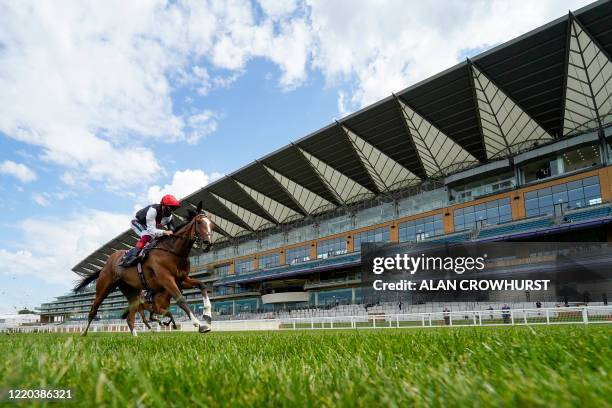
xmin=39 ymin=1 xmax=612 ymax=323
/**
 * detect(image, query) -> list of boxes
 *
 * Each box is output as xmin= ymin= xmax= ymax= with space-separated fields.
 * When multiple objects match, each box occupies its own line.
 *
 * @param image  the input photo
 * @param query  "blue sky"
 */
xmin=0 ymin=0 xmax=592 ymax=313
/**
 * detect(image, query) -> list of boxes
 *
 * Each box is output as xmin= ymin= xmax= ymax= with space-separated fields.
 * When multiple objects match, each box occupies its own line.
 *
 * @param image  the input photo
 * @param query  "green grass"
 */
xmin=0 ymin=325 xmax=611 ymax=407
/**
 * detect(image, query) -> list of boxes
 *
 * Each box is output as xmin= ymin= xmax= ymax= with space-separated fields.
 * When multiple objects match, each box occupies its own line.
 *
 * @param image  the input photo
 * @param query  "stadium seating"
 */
xmin=476 ymin=216 xmax=554 ymax=239
xmin=216 ymin=252 xmax=361 ymax=285
xmin=562 ymin=204 xmax=612 ymax=223
xmin=424 ymin=232 xmax=471 ymax=243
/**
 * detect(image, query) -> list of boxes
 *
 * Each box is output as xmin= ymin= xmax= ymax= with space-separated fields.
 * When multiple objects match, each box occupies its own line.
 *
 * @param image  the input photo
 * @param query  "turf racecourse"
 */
xmin=0 ymin=326 xmax=610 ymax=407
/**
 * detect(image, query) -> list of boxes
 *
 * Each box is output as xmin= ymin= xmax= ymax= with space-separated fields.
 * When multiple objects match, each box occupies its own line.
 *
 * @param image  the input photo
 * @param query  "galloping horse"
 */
xmin=74 ymin=202 xmax=213 ymax=336
xmin=132 ymin=290 xmax=178 ymax=330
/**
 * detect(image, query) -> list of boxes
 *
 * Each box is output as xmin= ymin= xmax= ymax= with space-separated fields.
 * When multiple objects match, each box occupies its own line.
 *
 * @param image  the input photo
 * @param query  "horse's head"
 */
xmin=187 ymin=201 xmax=213 ymax=251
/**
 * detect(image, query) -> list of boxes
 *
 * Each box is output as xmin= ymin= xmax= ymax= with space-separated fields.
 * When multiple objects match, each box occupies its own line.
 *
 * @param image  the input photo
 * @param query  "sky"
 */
xmin=0 ymin=0 xmax=593 ymax=313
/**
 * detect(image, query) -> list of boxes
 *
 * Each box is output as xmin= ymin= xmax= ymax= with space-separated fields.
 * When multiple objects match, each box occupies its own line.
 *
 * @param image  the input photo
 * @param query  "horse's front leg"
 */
xmin=181 ymin=276 xmax=212 ymax=325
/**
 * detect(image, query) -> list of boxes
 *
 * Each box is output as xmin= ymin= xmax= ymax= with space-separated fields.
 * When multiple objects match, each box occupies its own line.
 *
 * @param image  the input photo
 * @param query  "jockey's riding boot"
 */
xmin=121 ymin=247 xmax=139 ymax=267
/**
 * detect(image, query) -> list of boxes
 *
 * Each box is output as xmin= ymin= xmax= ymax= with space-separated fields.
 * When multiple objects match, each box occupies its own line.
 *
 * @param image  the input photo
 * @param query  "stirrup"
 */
xmin=121 ymin=248 xmax=138 ymax=266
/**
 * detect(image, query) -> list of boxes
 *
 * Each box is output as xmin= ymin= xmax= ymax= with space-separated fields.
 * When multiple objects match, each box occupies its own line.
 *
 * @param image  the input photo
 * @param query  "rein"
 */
xmin=150 ymin=218 xmax=200 ymax=258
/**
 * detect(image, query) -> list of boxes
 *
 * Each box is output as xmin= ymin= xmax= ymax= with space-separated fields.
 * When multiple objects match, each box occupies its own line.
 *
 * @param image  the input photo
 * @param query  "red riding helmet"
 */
xmin=160 ymin=194 xmax=181 ymax=207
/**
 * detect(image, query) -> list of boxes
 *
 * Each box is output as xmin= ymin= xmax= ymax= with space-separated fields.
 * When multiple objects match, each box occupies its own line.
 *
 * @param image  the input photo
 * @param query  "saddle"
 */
xmin=119 ymin=239 xmax=159 ymax=268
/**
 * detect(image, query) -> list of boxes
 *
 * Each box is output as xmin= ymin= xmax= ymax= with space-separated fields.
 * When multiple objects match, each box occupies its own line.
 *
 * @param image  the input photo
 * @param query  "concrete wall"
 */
xmin=261 ymin=292 xmax=309 ymax=304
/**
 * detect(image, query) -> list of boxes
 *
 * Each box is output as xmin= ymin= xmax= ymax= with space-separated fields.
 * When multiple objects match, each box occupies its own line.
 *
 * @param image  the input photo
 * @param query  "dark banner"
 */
xmin=360 ymin=242 xmax=612 ymax=305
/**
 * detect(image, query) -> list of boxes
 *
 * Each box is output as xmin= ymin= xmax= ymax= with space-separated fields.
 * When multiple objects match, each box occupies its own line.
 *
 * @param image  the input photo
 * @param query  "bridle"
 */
xmin=153 ymin=214 xmax=213 ymax=257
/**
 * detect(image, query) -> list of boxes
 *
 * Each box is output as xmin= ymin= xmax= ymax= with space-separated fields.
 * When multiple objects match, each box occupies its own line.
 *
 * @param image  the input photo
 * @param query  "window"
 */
xmin=317 ymin=237 xmax=347 ymax=259
xmin=524 ymin=176 xmax=602 ymax=217
xmin=235 ymin=298 xmax=257 ymax=313
xmin=214 ymin=286 xmax=229 ymax=296
xmin=354 ymin=227 xmax=390 ymax=251
xmin=260 ymin=233 xmax=284 ymax=251
xmin=259 ymin=253 xmax=280 ymax=269
xmin=317 ymin=288 xmax=353 ymax=306
xmin=449 ymin=173 xmax=515 ymax=204
xmin=214 ymin=264 xmax=230 ymax=278
xmin=398 ymin=214 xmax=444 ymax=242
xmin=397 ymin=188 xmax=448 ymax=217
xmin=213 ymin=301 xmax=232 ymax=315
xmin=235 ymin=258 xmax=254 ymax=275
xmin=236 ymin=240 xmax=258 ymax=257
xmin=234 ymin=285 xmax=249 ymax=294
xmin=318 ymin=215 xmax=352 ymax=237
xmin=521 ymin=144 xmax=601 ymax=183
xmin=354 ymin=204 xmax=395 ymax=229
xmin=453 ymin=198 xmax=511 ymax=231
xmin=522 ymin=157 xmax=560 ymax=183
xmin=286 ymin=245 xmax=311 ymax=264
xmin=562 ymin=145 xmax=600 ymax=173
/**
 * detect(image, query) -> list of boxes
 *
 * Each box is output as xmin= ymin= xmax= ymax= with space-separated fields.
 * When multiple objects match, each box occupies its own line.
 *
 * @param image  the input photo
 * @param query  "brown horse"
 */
xmin=133 ymin=290 xmax=178 ymax=330
xmin=74 ymin=201 xmax=214 ymax=336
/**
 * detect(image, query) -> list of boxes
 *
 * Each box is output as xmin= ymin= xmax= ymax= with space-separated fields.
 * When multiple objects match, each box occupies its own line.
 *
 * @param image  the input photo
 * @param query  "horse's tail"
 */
xmin=73 ymin=269 xmax=101 ymax=293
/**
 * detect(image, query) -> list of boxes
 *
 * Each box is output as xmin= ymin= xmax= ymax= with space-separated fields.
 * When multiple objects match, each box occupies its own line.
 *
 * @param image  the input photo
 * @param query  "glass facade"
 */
xmin=236 ymin=240 xmax=258 ymax=257
xmin=449 ymin=174 xmax=515 ymax=204
xmin=235 ymin=258 xmax=254 ymax=275
xmin=453 ymin=198 xmax=512 ymax=231
xmin=260 ymin=233 xmax=284 ymax=251
xmin=397 ymin=188 xmax=447 ymax=218
xmin=317 ymin=237 xmax=347 ymax=259
xmin=521 ymin=144 xmax=601 ymax=183
xmin=234 ymin=285 xmax=249 ymax=294
xmin=354 ymin=203 xmax=395 ymax=229
xmin=286 ymin=224 xmax=316 ymax=246
xmin=259 ymin=252 xmax=280 ymax=269
xmin=213 ymin=301 xmax=232 ymax=315
xmin=234 ymin=298 xmax=258 ymax=313
xmin=524 ymin=176 xmax=602 ymax=217
xmin=317 ymin=288 xmax=353 ymax=306
xmin=398 ymin=214 xmax=444 ymax=242
xmin=318 ymin=214 xmax=353 ymax=237
xmin=214 ymin=264 xmax=230 ymax=278
xmin=286 ymin=245 xmax=311 ymax=264
xmin=213 ymin=246 xmax=234 ymax=262
xmin=353 ymin=227 xmax=390 ymax=251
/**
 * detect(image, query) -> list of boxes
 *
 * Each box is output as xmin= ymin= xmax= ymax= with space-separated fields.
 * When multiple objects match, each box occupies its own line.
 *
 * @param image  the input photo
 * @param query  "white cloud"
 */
xmin=143 ymin=169 xmax=223 ymax=208
xmin=0 ymin=160 xmax=37 ymax=183
xmin=31 ymin=190 xmax=75 ymax=207
xmin=181 ymin=66 xmax=241 ymax=96
xmin=185 ymin=111 xmax=222 ymax=144
xmin=0 ymin=1 xmax=316 ymax=189
xmin=305 ymin=0 xmax=593 ymax=113
xmin=0 ymin=210 xmax=131 ymax=285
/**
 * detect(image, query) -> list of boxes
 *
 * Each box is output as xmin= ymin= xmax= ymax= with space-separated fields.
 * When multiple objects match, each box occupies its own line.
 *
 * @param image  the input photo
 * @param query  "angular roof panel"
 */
xmin=397 ymin=64 xmax=486 ymax=162
xmin=342 ymin=98 xmax=427 ymax=178
xmin=297 ymin=124 xmax=378 ymax=192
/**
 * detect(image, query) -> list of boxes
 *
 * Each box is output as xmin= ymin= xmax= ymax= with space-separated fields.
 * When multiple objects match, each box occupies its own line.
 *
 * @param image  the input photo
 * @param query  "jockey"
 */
xmin=121 ymin=194 xmax=181 ymax=266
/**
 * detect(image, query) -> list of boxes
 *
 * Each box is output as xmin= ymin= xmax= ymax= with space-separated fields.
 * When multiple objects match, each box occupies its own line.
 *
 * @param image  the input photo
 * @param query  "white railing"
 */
xmin=3 ymin=306 xmax=611 ymax=333
xmin=278 ymin=306 xmax=612 ymax=330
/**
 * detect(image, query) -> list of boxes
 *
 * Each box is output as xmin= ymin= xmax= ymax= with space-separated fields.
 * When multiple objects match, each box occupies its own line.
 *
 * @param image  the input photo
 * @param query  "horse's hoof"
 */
xmin=198 ymin=325 xmax=211 ymax=334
